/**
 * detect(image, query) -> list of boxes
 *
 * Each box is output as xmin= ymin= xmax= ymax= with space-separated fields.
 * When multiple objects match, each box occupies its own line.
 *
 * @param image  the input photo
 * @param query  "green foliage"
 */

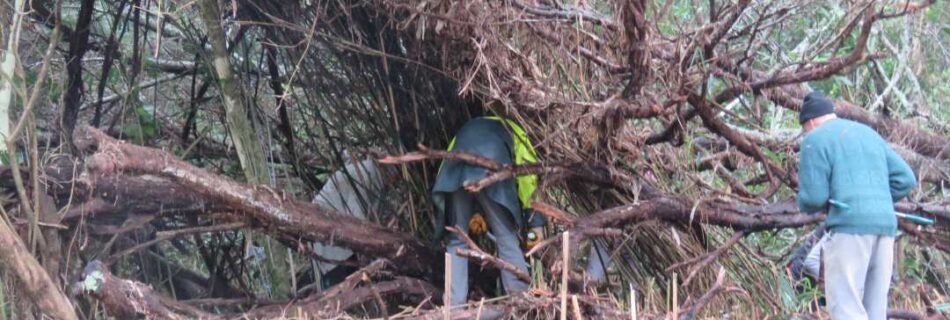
xmin=223 ymin=161 xmax=243 ymax=178
xmin=793 ymin=277 xmax=823 ymax=311
xmin=122 ymin=103 xmax=158 ymax=144
xmin=47 ymin=82 xmax=62 ymax=103
xmin=106 ymin=67 xmax=122 ymax=87
xmin=23 ymin=67 xmax=37 ymax=89
xmin=135 ymin=104 xmax=158 ymax=136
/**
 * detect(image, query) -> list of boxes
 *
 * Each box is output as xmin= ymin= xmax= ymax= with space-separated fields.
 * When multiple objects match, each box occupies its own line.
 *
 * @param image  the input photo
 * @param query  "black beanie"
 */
xmin=800 ymin=91 xmax=835 ymax=124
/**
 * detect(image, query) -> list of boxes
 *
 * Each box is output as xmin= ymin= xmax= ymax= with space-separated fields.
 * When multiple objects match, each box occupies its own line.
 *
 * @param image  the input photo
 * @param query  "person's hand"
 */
xmin=525 ymin=227 xmax=545 ymax=250
xmin=468 ymin=213 xmax=488 ymax=235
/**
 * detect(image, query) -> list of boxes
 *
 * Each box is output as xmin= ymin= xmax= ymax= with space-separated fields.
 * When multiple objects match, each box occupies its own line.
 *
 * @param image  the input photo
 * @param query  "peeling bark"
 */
xmin=75 ymin=126 xmax=435 ymax=274
xmin=766 ymin=83 xmax=947 ymax=162
xmin=834 ymin=99 xmax=950 ymax=161
xmin=78 ymin=259 xmax=437 ymax=320
xmin=576 ymin=198 xmax=822 ymax=232
xmin=77 ymin=261 xmax=217 ymax=320
xmin=0 ymin=207 xmax=77 ymax=320
xmin=61 ymin=174 xmax=222 ymax=221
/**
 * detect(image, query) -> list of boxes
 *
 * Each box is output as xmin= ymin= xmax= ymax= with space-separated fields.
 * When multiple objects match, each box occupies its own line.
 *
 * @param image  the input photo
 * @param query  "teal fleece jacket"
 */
xmin=797 ymin=119 xmax=917 ymax=236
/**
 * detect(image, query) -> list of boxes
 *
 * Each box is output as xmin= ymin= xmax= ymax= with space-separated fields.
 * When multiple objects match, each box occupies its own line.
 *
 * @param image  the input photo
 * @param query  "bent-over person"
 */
xmin=432 ymin=117 xmax=545 ymax=306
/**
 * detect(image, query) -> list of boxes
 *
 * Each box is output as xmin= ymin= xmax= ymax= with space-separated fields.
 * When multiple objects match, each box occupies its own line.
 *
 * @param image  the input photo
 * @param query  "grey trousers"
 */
xmin=446 ymin=190 xmax=529 ymax=305
xmin=823 ymin=233 xmax=894 ymax=320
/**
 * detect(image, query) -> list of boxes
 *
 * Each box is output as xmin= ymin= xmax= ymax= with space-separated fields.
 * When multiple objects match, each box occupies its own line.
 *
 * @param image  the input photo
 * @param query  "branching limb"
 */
xmin=446 ymin=226 xmax=532 ymax=283
xmin=381 ymin=145 xmax=658 ymax=196
xmin=75 ymin=126 xmax=435 ymax=274
xmin=104 ymin=222 xmax=247 ymax=264
xmin=667 ymin=231 xmax=746 ymax=286
xmin=77 ymin=261 xmax=215 ymax=320
xmin=679 ymin=267 xmax=733 ymax=320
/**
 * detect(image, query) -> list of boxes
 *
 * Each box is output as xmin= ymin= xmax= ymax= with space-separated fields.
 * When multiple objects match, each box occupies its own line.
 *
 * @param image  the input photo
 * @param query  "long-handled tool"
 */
xmin=829 ymin=199 xmax=934 ymax=225
xmin=894 ymin=212 xmax=935 ymax=225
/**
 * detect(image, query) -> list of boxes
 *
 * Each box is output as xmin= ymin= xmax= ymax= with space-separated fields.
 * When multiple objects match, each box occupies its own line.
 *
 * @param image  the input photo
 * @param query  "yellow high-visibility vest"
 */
xmin=444 ymin=116 xmax=538 ymax=209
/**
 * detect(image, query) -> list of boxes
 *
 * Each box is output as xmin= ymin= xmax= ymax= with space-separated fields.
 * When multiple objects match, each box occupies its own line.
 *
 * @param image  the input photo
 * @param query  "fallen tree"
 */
xmin=73 ymin=126 xmax=437 ymax=274
xmin=77 ymin=259 xmax=438 ymax=319
xmin=65 ymin=128 xmax=946 ymax=318
xmin=0 ymin=0 xmax=946 ymax=318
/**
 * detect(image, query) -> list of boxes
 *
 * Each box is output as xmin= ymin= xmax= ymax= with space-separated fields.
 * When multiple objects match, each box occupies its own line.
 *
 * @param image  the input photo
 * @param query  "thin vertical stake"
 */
xmin=476 ymin=297 xmax=485 ymax=319
xmin=631 ymin=283 xmax=637 ymax=320
xmin=672 ymin=272 xmax=678 ymax=319
xmin=561 ymin=231 xmax=569 ymax=320
xmin=444 ymin=253 xmax=452 ymax=320
xmin=288 ymin=248 xmax=297 ymax=296
xmin=572 ymin=294 xmax=583 ymax=320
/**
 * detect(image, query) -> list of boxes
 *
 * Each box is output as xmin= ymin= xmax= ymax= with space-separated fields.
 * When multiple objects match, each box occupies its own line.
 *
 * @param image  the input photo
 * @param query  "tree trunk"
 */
xmin=78 ymin=261 xmax=217 ymax=320
xmin=196 ymin=0 xmax=268 ymax=185
xmin=75 ymin=126 xmax=436 ymax=274
xmin=0 ymin=213 xmax=77 ymax=320
xmin=0 ymin=0 xmax=25 ymax=157
xmin=58 ymin=0 xmax=95 ymax=153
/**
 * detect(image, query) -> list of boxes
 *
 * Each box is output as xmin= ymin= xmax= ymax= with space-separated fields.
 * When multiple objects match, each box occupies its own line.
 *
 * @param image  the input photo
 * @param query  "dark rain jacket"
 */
xmin=432 ymin=117 xmax=543 ymax=240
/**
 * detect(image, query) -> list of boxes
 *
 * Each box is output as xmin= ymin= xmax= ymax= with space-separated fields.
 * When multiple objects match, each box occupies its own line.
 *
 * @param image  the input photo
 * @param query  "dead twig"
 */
xmin=679 ymin=267 xmax=729 ymax=320
xmin=104 ymin=221 xmax=247 ymax=264
xmin=446 ymin=226 xmax=532 ymax=284
xmin=667 ymin=231 xmax=747 ymax=286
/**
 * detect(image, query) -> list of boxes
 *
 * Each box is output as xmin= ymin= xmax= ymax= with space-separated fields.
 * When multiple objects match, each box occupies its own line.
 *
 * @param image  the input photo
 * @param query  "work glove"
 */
xmin=468 ymin=212 xmax=488 ymax=236
xmin=525 ymin=226 xmax=545 ymax=250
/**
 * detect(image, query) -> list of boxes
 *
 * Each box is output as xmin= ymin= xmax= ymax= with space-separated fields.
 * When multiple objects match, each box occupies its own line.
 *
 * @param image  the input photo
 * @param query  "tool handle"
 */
xmin=895 ymin=212 xmax=935 ymax=225
xmin=830 ymin=199 xmax=934 ymax=225
xmin=828 ymin=199 xmax=850 ymax=210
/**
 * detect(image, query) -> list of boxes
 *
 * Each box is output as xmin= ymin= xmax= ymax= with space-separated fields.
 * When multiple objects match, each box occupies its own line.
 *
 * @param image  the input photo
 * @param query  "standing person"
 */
xmin=796 ymin=91 xmax=917 ymax=320
xmin=432 ymin=116 xmax=544 ymax=306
